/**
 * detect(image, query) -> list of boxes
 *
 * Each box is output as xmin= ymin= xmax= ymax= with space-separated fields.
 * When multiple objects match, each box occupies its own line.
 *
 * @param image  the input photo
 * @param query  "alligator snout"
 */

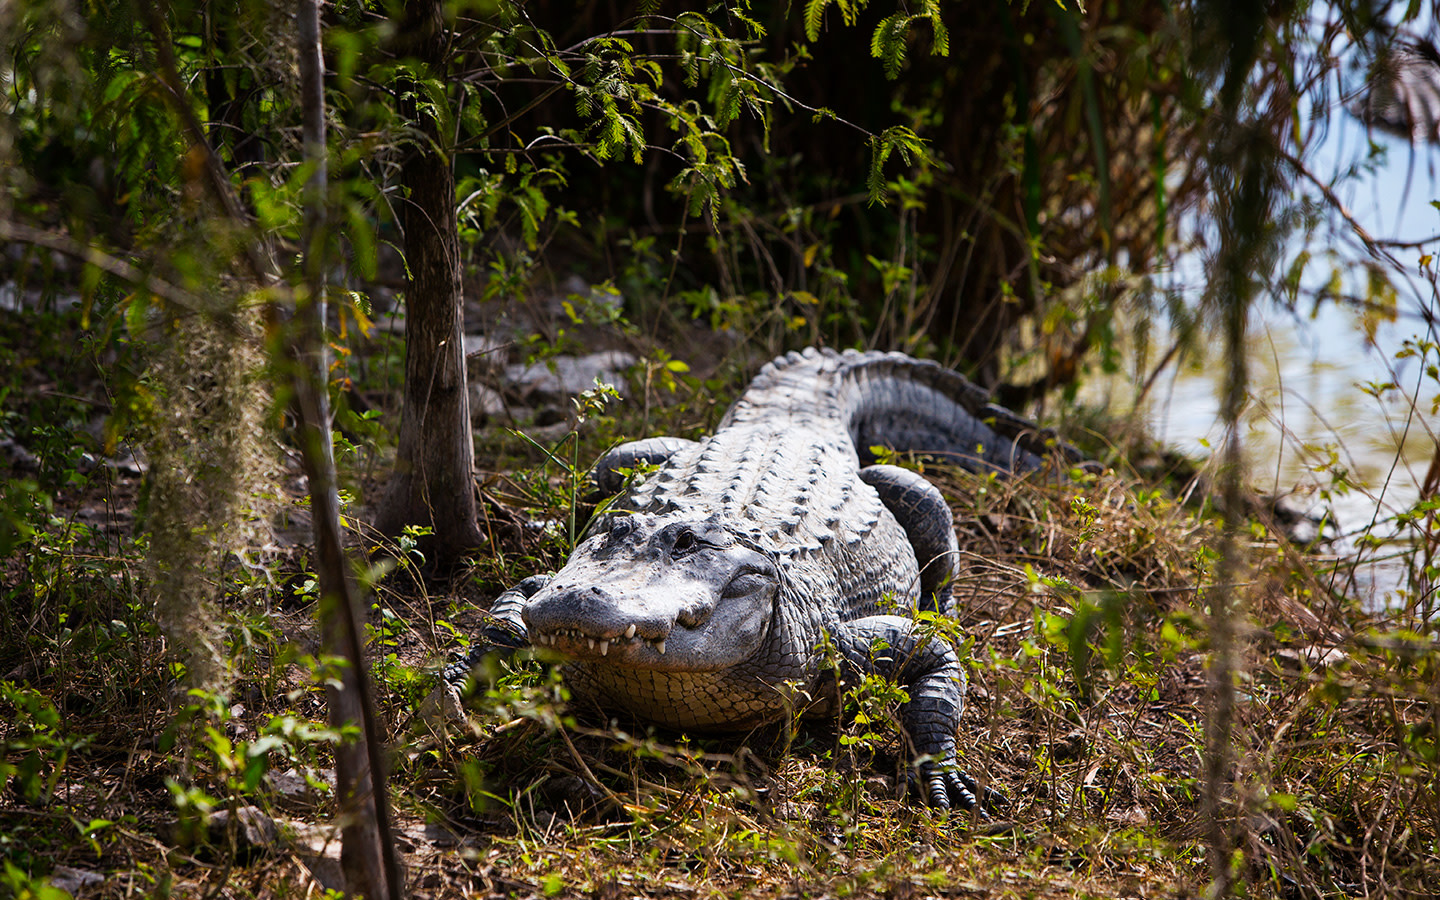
xmin=523 ymin=582 xmax=693 ymax=659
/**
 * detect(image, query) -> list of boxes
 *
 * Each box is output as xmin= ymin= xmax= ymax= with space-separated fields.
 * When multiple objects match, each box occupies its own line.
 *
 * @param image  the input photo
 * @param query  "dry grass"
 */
xmin=2 ymin=346 xmax=1438 ymax=899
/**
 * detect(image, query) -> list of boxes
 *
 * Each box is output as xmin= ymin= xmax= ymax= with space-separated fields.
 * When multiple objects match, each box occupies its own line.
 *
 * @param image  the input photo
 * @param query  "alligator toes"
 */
xmin=444 ymin=618 xmax=532 ymax=689
xmin=943 ymin=770 xmax=984 ymax=814
xmin=915 ymin=764 xmax=1000 ymax=818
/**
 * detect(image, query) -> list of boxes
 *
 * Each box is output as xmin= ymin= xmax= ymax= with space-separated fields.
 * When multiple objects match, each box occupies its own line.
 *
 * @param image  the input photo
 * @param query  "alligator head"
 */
xmin=521 ymin=512 xmax=780 ymax=672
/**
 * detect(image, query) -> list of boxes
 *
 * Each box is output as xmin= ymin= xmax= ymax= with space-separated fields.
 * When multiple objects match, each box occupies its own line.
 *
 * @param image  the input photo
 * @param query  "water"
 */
xmin=1089 ymin=80 xmax=1440 ymax=609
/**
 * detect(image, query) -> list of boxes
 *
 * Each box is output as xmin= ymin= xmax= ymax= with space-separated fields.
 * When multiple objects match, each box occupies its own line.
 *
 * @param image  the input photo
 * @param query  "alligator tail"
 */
xmin=740 ymin=347 xmax=1086 ymax=475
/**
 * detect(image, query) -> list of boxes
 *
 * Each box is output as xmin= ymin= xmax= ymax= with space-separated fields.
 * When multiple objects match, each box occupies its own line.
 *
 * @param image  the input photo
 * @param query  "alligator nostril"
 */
xmin=675 ymin=601 xmax=714 ymax=629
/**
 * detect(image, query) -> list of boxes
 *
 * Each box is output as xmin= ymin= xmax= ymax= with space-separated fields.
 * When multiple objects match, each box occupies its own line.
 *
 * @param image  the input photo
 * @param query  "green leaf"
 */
xmin=871 ymin=14 xmax=910 ymax=78
xmin=804 ymin=0 xmax=831 ymax=41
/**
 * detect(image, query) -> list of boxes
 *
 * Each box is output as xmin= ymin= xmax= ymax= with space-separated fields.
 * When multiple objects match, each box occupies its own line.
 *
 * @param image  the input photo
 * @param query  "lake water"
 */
xmin=1090 ymin=103 xmax=1439 ymax=610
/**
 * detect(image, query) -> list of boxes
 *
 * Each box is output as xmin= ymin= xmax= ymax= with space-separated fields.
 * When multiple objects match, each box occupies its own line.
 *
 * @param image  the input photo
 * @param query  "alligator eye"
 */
xmin=673 ymin=528 xmax=697 ymax=554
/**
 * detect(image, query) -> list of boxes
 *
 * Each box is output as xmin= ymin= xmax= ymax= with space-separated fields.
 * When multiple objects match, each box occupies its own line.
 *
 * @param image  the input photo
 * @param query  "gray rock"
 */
xmin=417 ymin=682 xmax=466 ymax=731
xmin=265 ymin=767 xmax=333 ymax=808
xmin=468 ymin=382 xmax=507 ymax=425
xmin=49 ymin=866 xmax=104 ymax=895
xmin=0 ymin=438 xmax=39 ymax=472
xmin=463 ymin=333 xmax=508 ymax=380
xmin=207 ymin=805 xmax=280 ymax=859
xmin=504 ymin=351 xmax=636 ymax=400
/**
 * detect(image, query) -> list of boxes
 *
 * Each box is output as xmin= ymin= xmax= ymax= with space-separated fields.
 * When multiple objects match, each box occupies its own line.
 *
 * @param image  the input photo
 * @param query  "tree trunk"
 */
xmin=375 ymin=0 xmax=484 ymax=566
xmin=297 ymin=3 xmax=403 ymax=897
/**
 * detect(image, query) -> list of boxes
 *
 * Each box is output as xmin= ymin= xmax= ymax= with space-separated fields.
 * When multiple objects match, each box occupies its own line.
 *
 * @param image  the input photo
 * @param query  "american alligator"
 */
xmin=446 ymin=347 xmax=1083 ymax=810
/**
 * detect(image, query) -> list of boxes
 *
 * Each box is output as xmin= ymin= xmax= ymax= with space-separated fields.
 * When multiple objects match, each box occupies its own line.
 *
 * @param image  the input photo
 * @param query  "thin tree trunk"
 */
xmin=296 ymin=4 xmax=403 ymax=898
xmin=375 ymin=0 xmax=484 ymax=566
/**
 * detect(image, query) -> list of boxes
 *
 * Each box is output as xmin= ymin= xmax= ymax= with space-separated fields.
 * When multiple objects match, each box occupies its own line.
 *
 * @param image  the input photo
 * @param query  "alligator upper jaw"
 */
xmin=531 ymin=624 xmax=673 ymax=665
xmin=521 ymin=514 xmax=779 ymax=671
xmin=522 ymin=579 xmax=774 ymax=672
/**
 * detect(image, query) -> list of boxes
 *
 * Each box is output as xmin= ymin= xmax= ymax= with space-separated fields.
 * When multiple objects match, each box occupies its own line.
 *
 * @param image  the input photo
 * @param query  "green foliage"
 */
xmin=0 ymin=682 xmax=79 ymax=807
xmin=0 ymin=862 xmax=71 ymax=900
xmin=510 ymin=376 xmax=624 ymax=549
xmin=805 ymin=0 xmax=950 ymax=65
xmin=866 ymin=126 xmax=929 ymax=206
xmin=3 ymin=1 xmax=1440 ymax=897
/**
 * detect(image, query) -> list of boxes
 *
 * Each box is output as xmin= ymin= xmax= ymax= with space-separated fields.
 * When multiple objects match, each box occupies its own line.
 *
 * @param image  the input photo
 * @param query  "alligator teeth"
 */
xmin=599 ymin=640 xmax=609 ymax=657
xmin=587 ymin=638 xmax=595 ymax=651
xmin=655 ymin=640 xmax=666 ymax=655
xmin=625 ymin=624 xmax=636 ymax=639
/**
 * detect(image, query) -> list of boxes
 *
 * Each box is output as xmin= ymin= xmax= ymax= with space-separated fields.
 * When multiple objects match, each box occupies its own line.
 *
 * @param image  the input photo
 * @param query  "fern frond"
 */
xmin=717 ymin=79 xmax=742 ymax=129
xmin=867 ymin=135 xmax=891 ymax=205
xmin=621 ymin=114 xmax=644 ymax=163
xmin=929 ymin=15 xmax=950 ymax=57
xmin=868 ymin=126 xmax=931 ymax=204
xmin=804 ymin=0 xmax=830 ymax=41
xmin=730 ymin=6 xmax=765 ymax=39
xmin=871 ymin=14 xmax=910 ymax=78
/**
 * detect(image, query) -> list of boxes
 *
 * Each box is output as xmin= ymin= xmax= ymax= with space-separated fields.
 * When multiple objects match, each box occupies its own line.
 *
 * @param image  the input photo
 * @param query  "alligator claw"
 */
xmin=917 ymin=762 xmax=1001 ymax=817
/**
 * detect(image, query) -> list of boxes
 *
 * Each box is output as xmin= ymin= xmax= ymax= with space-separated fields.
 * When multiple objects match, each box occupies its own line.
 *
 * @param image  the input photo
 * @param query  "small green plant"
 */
xmin=0 ymin=682 xmax=84 ymax=806
xmin=511 ymin=377 xmax=624 ymax=549
xmin=0 ymin=861 xmax=71 ymax=900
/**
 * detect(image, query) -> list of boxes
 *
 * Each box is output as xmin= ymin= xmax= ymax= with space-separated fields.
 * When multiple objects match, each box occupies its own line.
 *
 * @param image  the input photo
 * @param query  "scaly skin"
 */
xmin=448 ymin=347 xmax=1081 ymax=810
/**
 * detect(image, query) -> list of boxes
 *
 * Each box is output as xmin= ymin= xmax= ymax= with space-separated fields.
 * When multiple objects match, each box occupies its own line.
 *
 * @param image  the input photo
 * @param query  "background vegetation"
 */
xmin=1 ymin=0 xmax=1437 ymax=897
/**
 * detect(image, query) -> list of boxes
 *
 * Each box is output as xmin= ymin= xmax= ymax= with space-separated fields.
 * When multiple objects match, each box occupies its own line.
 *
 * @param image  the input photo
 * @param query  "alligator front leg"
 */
xmin=442 ymin=574 xmax=551 ymax=685
xmin=833 ymin=615 xmax=988 ymax=812
xmin=591 ymin=437 xmax=697 ymax=496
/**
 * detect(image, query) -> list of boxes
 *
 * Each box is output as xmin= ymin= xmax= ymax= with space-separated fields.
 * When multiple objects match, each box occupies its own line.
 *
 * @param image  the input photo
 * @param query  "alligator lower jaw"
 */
xmin=533 ymin=627 xmax=668 ymax=661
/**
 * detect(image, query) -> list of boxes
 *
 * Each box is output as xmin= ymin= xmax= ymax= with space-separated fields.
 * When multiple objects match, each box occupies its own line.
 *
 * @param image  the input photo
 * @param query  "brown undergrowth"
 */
xmin=2 ymin=341 xmax=1438 ymax=898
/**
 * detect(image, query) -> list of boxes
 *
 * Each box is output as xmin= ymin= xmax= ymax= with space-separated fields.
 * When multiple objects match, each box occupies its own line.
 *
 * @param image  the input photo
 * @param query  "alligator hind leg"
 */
xmin=834 ymin=614 xmax=989 ymax=813
xmin=859 ymin=465 xmax=959 ymax=615
xmin=592 ymin=437 xmax=698 ymax=496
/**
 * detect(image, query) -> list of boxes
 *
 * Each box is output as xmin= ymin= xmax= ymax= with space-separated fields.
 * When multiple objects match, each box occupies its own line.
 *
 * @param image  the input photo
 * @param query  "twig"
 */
xmin=0 ymin=220 xmax=214 ymax=317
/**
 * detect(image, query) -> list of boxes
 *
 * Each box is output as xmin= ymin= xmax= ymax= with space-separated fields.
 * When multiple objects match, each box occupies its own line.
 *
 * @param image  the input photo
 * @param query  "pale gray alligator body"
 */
xmin=448 ymin=347 xmax=1078 ymax=809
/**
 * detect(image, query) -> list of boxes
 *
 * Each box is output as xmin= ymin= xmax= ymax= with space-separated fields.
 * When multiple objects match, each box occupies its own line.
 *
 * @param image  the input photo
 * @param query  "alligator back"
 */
xmin=608 ymin=347 xmax=1063 ymax=623
xmin=725 ymin=346 xmax=1060 ymax=473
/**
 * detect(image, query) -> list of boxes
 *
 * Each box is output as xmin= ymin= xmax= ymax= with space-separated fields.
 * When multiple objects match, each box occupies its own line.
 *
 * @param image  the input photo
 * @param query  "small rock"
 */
xmin=463 ymin=333 xmax=508 ymax=379
xmin=418 ymin=682 xmax=467 ymax=731
xmin=104 ymin=448 xmax=149 ymax=476
xmin=424 ymin=821 xmax=465 ymax=846
xmin=265 ymin=767 xmax=332 ymax=808
xmin=468 ymin=382 xmax=507 ymax=424
xmin=207 ymin=805 xmax=280 ymax=860
xmin=49 ymin=866 xmax=104 ymax=895
xmin=538 ymin=774 xmax=608 ymax=819
xmin=1052 ymin=729 xmax=1087 ymax=761
xmin=863 ymin=774 xmax=897 ymax=799
xmin=1109 ymin=804 xmax=1150 ymax=827
xmin=299 ymin=854 xmax=346 ymax=892
xmin=0 ymin=438 xmax=39 ymax=472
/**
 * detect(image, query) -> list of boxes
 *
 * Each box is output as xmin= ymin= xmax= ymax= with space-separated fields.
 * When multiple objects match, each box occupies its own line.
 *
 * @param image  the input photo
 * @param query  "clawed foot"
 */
xmin=917 ymin=762 xmax=1006 ymax=816
xmin=441 ymin=616 xmax=531 ymax=687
